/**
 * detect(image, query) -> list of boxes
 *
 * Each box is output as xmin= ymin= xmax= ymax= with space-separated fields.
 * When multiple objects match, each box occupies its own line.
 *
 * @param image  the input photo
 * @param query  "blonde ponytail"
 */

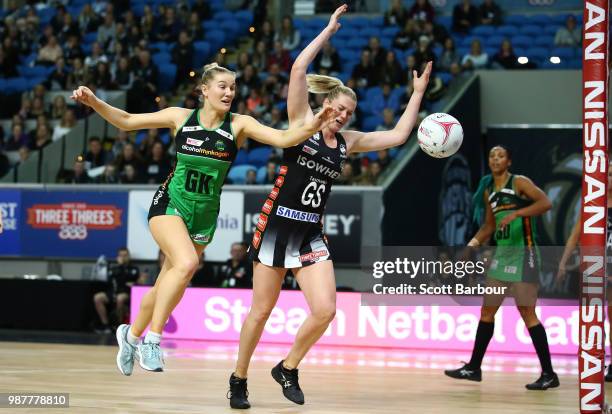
xmin=306 ymin=74 xmax=357 ymax=102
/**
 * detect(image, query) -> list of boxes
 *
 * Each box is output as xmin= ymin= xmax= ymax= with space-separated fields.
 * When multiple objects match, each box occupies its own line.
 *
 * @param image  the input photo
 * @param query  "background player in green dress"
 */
xmin=444 ymin=145 xmax=558 ymax=390
xmin=71 ymin=63 xmax=338 ymax=375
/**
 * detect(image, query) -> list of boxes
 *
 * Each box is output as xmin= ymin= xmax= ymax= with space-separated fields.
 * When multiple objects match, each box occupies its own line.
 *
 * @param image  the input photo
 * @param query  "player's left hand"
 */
xmin=498 ymin=211 xmax=518 ymax=231
xmin=326 ymin=4 xmax=348 ymax=34
xmin=413 ymin=61 xmax=432 ymax=94
xmin=310 ymin=106 xmax=339 ymax=131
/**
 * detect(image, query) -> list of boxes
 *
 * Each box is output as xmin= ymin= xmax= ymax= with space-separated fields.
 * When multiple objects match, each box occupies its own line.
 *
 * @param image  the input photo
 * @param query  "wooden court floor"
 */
xmin=0 ymin=340 xmax=580 ymax=414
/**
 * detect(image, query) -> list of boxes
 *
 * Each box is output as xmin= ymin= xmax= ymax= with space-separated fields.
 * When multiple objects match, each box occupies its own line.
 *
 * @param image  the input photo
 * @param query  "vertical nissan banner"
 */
xmin=580 ymin=1 xmax=608 ymax=412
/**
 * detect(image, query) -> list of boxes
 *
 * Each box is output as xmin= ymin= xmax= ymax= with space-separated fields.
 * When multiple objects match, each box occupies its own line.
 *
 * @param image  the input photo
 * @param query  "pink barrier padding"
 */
xmin=131 ymin=287 xmax=579 ymax=355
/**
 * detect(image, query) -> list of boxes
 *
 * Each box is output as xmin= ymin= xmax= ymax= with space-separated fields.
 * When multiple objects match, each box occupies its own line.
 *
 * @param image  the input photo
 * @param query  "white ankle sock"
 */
xmin=127 ymin=327 xmax=140 ymax=346
xmin=144 ymin=331 xmax=162 ymax=344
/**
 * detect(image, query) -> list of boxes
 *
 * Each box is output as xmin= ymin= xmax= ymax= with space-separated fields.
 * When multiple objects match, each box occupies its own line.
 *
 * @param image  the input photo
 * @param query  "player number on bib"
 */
xmin=301 ymin=182 xmax=325 ymax=208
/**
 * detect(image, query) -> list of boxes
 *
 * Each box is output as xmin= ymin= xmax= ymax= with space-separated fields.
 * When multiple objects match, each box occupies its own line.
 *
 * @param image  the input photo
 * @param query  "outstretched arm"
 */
xmin=288 ymin=4 xmax=347 ymax=123
xmin=344 ymin=62 xmax=432 ymax=153
xmin=234 ymin=106 xmax=338 ymax=149
xmin=71 ymin=85 xmax=186 ymax=131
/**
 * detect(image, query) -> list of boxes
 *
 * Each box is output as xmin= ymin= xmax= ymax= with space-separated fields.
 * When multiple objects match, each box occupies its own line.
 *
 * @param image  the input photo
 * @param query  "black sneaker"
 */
xmin=606 ymin=365 xmax=612 ymax=382
xmin=271 ymin=361 xmax=304 ymax=405
xmin=444 ymin=363 xmax=482 ymax=382
xmin=227 ymin=373 xmax=250 ymax=409
xmin=525 ymin=372 xmax=560 ymax=390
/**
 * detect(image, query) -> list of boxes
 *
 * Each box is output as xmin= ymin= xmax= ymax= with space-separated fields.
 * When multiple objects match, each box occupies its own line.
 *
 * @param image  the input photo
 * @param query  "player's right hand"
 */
xmin=326 ymin=4 xmax=348 ymax=34
xmin=70 ymin=86 xmax=97 ymax=107
xmin=555 ymin=264 xmax=566 ymax=287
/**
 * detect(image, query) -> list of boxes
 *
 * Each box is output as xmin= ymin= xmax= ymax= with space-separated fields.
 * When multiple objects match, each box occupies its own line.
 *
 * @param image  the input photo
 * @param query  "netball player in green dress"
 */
xmin=444 ymin=145 xmax=558 ymax=390
xmin=71 ymin=63 xmax=338 ymax=375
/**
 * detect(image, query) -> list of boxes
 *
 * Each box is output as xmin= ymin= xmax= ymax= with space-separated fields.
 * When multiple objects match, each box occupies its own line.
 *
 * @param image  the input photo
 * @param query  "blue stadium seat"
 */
xmin=505 ymin=15 xmax=527 ymax=26
xmin=513 ymin=47 xmax=526 ymax=57
xmin=220 ymin=20 xmax=241 ymax=34
xmin=496 ymin=25 xmax=519 ymax=37
xmin=566 ymin=59 xmax=582 ymax=69
xmin=234 ymin=150 xmax=248 ymax=166
xmin=528 ymin=14 xmax=553 ymax=25
xmin=213 ymin=11 xmax=233 ymax=21
xmin=472 ymin=26 xmax=495 ymax=36
xmin=206 ymin=30 xmax=226 ymax=48
xmin=535 ymin=35 xmax=555 ymax=47
xmin=457 ymin=47 xmax=470 ymax=58
xmin=484 ymin=47 xmax=497 ymax=57
xmin=369 ymin=16 xmax=384 ymax=27
xmin=235 ymin=10 xmax=253 ymax=25
xmin=438 ymin=72 xmax=453 ymax=85
xmin=551 ymin=47 xmax=576 ymax=60
xmin=307 ymin=17 xmax=328 ymax=30
xmin=360 ymin=27 xmax=381 ymax=39
xmin=520 ymin=25 xmax=541 ymax=36
xmin=526 ymin=47 xmax=548 ymax=62
xmin=485 ymin=35 xmax=505 ymax=48
xmin=293 ymin=19 xmax=308 ymax=30
xmin=18 ymin=65 xmax=53 ymax=78
xmin=350 ymin=17 xmax=371 ymax=28
xmin=362 ymin=116 xmax=383 ymax=132
xmin=150 ymin=42 xmax=171 ymax=53
xmin=338 ymin=71 xmax=352 ymax=83
xmin=364 ymin=151 xmax=378 ymax=160
xmin=510 ymin=35 xmax=531 ymax=48
xmin=462 ymin=36 xmax=483 ymax=47
xmin=27 ymin=77 xmax=46 ymax=89
xmin=433 ymin=45 xmax=443 ymax=59
xmin=228 ymin=165 xmax=257 ymax=184
xmin=194 ymin=41 xmax=211 ymax=59
xmin=380 ymin=38 xmax=392 ymax=50
xmin=437 ymin=15 xmax=453 ymax=30
xmin=381 ymin=27 xmax=400 ymax=37
xmin=544 ymin=25 xmax=560 ymax=36
xmin=83 ymin=32 xmax=98 ymax=44
xmin=132 ymin=3 xmax=146 ymax=17
xmin=256 ymin=166 xmax=268 ymax=184
xmin=152 ymin=52 xmax=172 ymax=65
xmin=37 ymin=8 xmax=55 ymax=25
xmin=4 ymin=77 xmax=28 ymax=94
xmin=347 ymin=38 xmax=368 ymax=49
xmin=247 ymin=147 xmax=273 ymax=168
xmin=158 ymin=63 xmax=177 ymax=92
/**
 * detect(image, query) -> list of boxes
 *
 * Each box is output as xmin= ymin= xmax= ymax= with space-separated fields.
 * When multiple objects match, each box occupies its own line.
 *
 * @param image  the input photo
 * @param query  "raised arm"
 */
xmin=234 ymin=106 xmax=338 ymax=149
xmin=71 ymin=85 xmax=187 ymax=132
xmin=344 ymin=61 xmax=432 ymax=153
xmin=288 ymin=4 xmax=347 ymax=123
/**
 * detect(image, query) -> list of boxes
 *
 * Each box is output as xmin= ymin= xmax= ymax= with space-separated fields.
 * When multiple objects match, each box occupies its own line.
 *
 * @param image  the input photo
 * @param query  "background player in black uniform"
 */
xmin=228 ymin=5 xmax=431 ymax=409
xmin=558 ymin=161 xmax=612 ymax=381
xmin=93 ymin=247 xmax=143 ymax=333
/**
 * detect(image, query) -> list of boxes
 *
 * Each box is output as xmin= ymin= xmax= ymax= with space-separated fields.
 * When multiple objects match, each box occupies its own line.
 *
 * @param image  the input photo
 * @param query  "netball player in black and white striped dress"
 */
xmin=227 ymin=5 xmax=431 ymax=408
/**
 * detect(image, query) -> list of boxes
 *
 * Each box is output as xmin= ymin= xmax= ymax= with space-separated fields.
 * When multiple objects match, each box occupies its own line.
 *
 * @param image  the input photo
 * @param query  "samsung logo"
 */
xmin=276 ymin=206 xmax=320 ymax=223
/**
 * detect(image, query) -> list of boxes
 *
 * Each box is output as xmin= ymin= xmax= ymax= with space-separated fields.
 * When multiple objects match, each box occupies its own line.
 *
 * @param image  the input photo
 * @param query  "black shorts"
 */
xmin=249 ymin=220 xmax=332 ymax=269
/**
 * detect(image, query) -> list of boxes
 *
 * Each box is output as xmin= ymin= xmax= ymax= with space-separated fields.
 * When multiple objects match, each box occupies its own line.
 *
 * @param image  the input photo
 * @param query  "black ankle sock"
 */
xmin=468 ymin=321 xmax=495 ymax=369
xmin=528 ymin=323 xmax=553 ymax=374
